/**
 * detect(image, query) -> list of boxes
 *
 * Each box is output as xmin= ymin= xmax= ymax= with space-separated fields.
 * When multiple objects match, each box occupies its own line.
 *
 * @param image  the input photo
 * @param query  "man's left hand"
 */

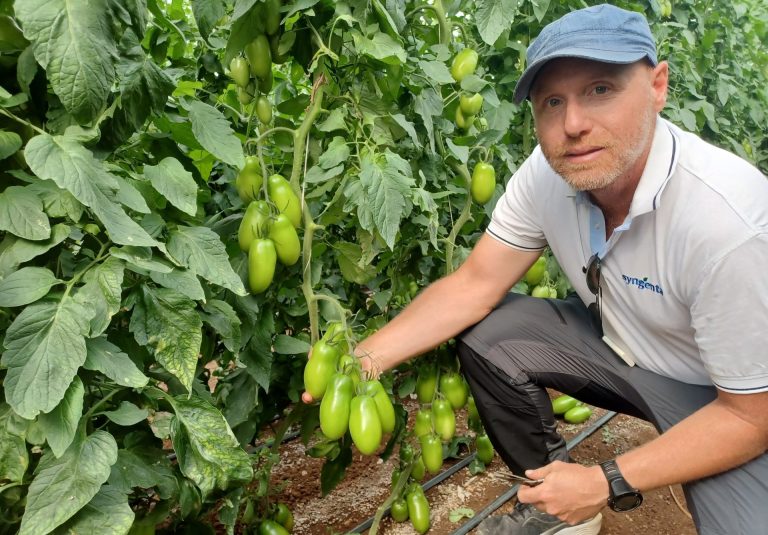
xmin=516 ymin=461 xmax=608 ymax=525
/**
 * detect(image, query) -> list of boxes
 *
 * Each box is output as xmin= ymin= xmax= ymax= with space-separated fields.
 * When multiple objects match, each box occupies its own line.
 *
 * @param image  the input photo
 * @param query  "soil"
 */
xmin=270 ymin=395 xmax=697 ymax=535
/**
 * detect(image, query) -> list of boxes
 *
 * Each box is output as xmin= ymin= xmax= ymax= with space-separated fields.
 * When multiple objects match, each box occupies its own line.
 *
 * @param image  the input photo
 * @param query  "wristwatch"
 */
xmin=599 ymin=459 xmax=643 ymax=512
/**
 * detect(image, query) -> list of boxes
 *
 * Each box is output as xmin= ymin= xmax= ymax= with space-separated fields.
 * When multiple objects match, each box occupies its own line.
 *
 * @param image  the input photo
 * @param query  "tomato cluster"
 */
xmin=241 ymin=499 xmax=294 ymax=534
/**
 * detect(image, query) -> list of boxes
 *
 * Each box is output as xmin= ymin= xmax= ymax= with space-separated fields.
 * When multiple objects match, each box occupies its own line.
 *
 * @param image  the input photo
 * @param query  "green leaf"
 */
xmin=317 ymin=107 xmax=348 ymax=132
xmin=19 ymin=430 xmax=118 ymax=535
xmin=111 ymin=174 xmax=150 ymax=214
xmin=351 ymin=30 xmax=406 ymax=65
xmin=200 ymin=299 xmax=242 ymax=353
xmin=27 ymin=180 xmax=84 ymax=221
xmin=144 ymin=157 xmax=199 ymax=215
xmin=1 ymin=298 xmax=92 ymax=419
xmin=130 ymin=286 xmax=202 ymax=392
xmin=418 ymin=60 xmax=455 ymax=84
xmin=110 ymin=245 xmax=172 ymax=273
xmin=0 ymin=129 xmax=22 ymax=159
xmin=83 ymin=336 xmax=149 ymax=388
xmin=317 ymin=136 xmax=351 ymax=169
xmin=73 ymin=257 xmax=125 ymax=336
xmin=51 ymin=485 xmax=134 ymax=535
xmin=150 ymin=267 xmax=206 ymax=302
xmin=475 ymin=0 xmax=520 ymax=45
xmin=108 ymin=448 xmax=178 ymax=498
xmin=0 ymin=185 xmax=51 ymax=240
xmin=335 ymin=242 xmax=377 ymax=284
xmin=24 ymin=134 xmax=159 ymax=247
xmin=0 ymin=266 xmax=60 ymax=307
xmin=0 ymin=223 xmax=69 ymax=278
xmin=446 ymin=138 xmax=469 ymax=163
xmin=358 ymin=150 xmax=415 ymax=249
xmin=187 ymin=100 xmax=245 ymax=169
xmin=169 ymin=395 xmax=253 ymax=497
xmin=224 ymin=0 xmax=265 ymax=65
xmin=104 ymin=401 xmax=149 ymax=426
xmin=449 ymin=507 xmax=475 ymax=522
xmin=273 ymin=334 xmax=311 ymax=355
xmin=39 ymin=376 xmax=84 ymax=458
xmin=15 ymin=0 xmax=117 ymax=123
xmin=0 ymin=403 xmax=29 ymax=484
xmin=191 ymin=0 xmax=226 ymax=41
xmin=390 ymin=114 xmax=421 ymax=148
xmin=167 ymin=225 xmax=247 ymax=295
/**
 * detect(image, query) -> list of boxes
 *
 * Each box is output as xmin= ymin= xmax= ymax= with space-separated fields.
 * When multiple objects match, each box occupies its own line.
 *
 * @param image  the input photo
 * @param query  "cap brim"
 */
xmin=513 ymin=49 xmax=651 ymax=104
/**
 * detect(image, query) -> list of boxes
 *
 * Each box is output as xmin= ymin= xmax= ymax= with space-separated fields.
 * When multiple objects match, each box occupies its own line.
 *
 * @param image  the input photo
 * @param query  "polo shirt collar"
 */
xmin=571 ymin=116 xmax=679 ymax=214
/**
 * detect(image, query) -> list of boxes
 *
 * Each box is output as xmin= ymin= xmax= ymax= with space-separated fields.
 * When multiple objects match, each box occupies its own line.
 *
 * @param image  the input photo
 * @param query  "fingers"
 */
xmin=301 ymin=391 xmax=315 ymax=404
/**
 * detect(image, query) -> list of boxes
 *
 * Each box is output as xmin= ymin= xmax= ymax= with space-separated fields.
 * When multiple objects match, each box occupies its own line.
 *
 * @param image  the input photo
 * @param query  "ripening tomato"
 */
xmin=320 ymin=373 xmax=354 ymax=440
xmin=258 ymin=520 xmax=289 ymax=535
xmin=269 ymin=213 xmax=300 ymax=266
xmin=256 ymin=96 xmax=273 ymax=124
xmin=362 ymin=380 xmax=396 ymax=434
xmin=268 ymin=174 xmax=301 ymax=228
xmin=349 ymin=394 xmax=383 ymax=455
xmin=413 ymin=408 xmax=433 ymax=437
xmin=552 ymin=394 xmax=579 ymax=415
xmin=460 ymin=93 xmax=484 ymax=115
xmin=303 ymin=339 xmax=340 ymax=400
xmin=229 ymin=56 xmax=250 ymax=88
xmin=432 ymin=398 xmax=456 ymax=442
xmin=471 ymin=161 xmax=496 ymax=204
xmin=406 ymin=485 xmax=430 ymax=534
xmin=564 ymin=404 xmax=593 ymax=424
xmin=273 ymin=503 xmax=294 ymax=532
xmin=450 ymin=47 xmax=479 ymax=82
xmin=416 ymin=367 xmax=437 ymax=404
xmin=391 ymin=497 xmax=409 ymax=522
xmin=238 ymin=201 xmax=271 ymax=252
xmin=439 ymin=372 xmax=468 ymax=410
xmin=419 ymin=433 xmax=443 ymax=474
xmin=248 ymin=238 xmax=276 ymax=293
xmin=246 ymin=34 xmax=272 ymax=80
xmin=476 ymin=433 xmax=494 ymax=464
xmin=525 ymin=256 xmax=547 ymax=286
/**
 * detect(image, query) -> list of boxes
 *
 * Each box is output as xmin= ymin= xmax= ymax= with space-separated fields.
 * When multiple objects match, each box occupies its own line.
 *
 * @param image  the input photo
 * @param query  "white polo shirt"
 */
xmin=487 ymin=117 xmax=768 ymax=393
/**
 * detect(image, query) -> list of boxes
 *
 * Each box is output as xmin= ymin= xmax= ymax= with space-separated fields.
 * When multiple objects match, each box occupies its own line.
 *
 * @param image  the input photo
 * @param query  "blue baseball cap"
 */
xmin=513 ymin=4 xmax=658 ymax=103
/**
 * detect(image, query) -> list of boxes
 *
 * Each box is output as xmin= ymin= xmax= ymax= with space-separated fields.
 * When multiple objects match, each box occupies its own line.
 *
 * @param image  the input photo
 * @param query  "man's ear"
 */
xmin=651 ymin=61 xmax=669 ymax=112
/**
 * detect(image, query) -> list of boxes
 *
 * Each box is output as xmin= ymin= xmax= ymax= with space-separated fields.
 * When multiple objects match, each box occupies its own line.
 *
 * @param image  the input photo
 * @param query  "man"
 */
xmin=305 ymin=4 xmax=768 ymax=533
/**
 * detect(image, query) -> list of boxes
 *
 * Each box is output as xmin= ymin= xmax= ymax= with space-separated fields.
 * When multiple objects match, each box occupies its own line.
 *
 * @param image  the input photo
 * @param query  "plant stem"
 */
xmin=369 ymin=463 xmax=413 ymax=535
xmin=0 ymin=108 xmax=46 ymax=135
xmin=445 ymin=162 xmax=473 ymax=275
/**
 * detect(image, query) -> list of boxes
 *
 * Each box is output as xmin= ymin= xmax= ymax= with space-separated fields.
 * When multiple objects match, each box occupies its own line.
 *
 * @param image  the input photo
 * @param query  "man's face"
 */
xmin=530 ymin=58 xmax=668 ymax=191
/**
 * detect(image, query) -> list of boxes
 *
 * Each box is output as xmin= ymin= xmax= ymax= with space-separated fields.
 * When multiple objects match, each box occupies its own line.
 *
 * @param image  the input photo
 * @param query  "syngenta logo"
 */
xmin=622 ymin=274 xmax=664 ymax=295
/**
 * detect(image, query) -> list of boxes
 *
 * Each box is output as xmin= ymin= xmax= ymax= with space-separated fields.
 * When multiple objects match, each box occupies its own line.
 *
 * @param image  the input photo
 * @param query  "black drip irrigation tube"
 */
xmin=349 ymin=410 xmax=617 ymax=535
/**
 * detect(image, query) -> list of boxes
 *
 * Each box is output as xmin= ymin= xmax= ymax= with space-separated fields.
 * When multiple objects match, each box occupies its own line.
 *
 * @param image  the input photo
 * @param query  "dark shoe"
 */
xmin=476 ymin=502 xmax=602 ymax=535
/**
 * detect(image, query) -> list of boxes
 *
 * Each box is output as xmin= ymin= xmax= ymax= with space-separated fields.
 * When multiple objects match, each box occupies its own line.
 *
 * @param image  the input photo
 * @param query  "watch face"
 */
xmin=613 ymin=492 xmax=643 ymax=512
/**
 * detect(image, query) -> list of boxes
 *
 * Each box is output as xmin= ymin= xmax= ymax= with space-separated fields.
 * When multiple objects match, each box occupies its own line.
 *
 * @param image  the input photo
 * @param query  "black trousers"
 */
xmin=456 ymin=292 xmax=768 ymax=535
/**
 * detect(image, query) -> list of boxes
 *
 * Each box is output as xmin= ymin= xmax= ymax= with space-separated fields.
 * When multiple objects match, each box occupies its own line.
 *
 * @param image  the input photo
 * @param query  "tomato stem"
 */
xmin=445 ymin=162 xmax=473 ymax=274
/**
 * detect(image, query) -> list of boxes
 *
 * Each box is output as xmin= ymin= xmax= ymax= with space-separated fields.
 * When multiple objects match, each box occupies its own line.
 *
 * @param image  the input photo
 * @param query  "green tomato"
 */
xmin=256 ymin=95 xmax=273 ymax=124
xmin=531 ymin=284 xmax=551 ymax=298
xmin=411 ymin=455 xmax=426 ymax=480
xmin=416 ymin=367 xmax=437 ymax=404
xmin=391 ymin=497 xmax=409 ymax=522
xmin=467 ymin=395 xmax=480 ymax=423
xmin=406 ymin=488 xmax=430 ymax=534
xmin=303 ymin=339 xmax=340 ymax=400
xmin=235 ymin=167 xmax=263 ymax=202
xmin=525 ymin=256 xmax=547 ymax=286
xmin=269 ymin=213 xmax=300 ymax=266
xmin=244 ymin=155 xmax=261 ymax=173
xmin=248 ymin=238 xmax=276 ymax=294
xmin=455 ymin=105 xmax=472 ymax=131
xmin=419 ymin=433 xmax=443 ymax=474
xmin=476 ymin=433 xmax=494 ymax=464
xmin=268 ymin=174 xmax=302 ymax=228
xmin=264 ymin=0 xmax=281 ymax=35
xmin=460 ymin=93 xmax=484 ymax=115
xmin=564 ymin=404 xmax=593 ymax=424
xmin=349 ymin=394 xmax=383 ymax=455
xmin=552 ymin=394 xmax=579 ymax=415
xmin=413 ymin=408 xmax=433 ymax=437
xmin=400 ymin=441 xmax=414 ymax=464
xmin=338 ymin=354 xmax=360 ymax=387
xmin=320 ymin=373 xmax=354 ymax=440
xmin=322 ymin=322 xmax=350 ymax=354
xmin=238 ymin=201 xmax=271 ymax=252
xmin=269 ymin=32 xmax=290 ymax=64
xmin=242 ymin=499 xmax=256 ymax=524
xmin=471 ymin=161 xmax=496 ymax=204
xmin=549 ymin=286 xmax=559 ymax=299
xmin=273 ymin=503 xmax=294 ymax=532
xmin=432 ymin=398 xmax=456 ymax=442
xmin=237 ymin=83 xmax=255 ymax=104
xmin=245 ymin=34 xmax=272 ymax=80
xmin=229 ymin=56 xmax=251 ymax=88
xmin=439 ymin=372 xmax=468 ymax=410
xmin=450 ymin=47 xmax=479 ymax=82
xmin=258 ymin=68 xmax=274 ymax=94
xmin=258 ymin=520 xmax=289 ymax=535
xmin=362 ymin=380 xmax=396 ymax=434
